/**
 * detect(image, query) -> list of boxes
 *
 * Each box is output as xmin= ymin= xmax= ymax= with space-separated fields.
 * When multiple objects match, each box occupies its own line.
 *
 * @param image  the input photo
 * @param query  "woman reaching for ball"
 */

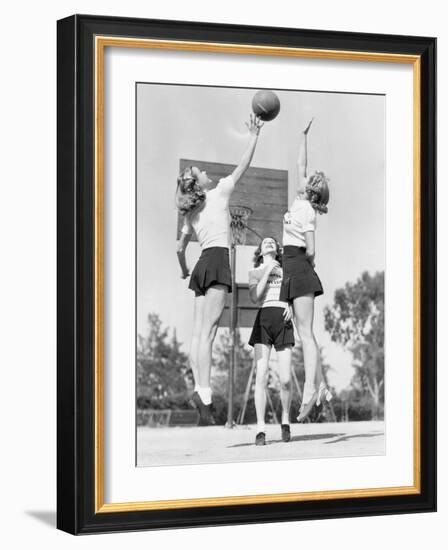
xmin=248 ymin=237 xmax=294 ymax=446
xmin=176 ymin=115 xmax=264 ymax=425
xmin=280 ymin=119 xmax=332 ymax=423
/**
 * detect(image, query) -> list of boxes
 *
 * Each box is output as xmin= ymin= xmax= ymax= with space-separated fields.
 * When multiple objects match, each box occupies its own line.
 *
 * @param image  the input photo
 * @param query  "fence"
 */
xmin=137 ymin=409 xmax=199 ymax=427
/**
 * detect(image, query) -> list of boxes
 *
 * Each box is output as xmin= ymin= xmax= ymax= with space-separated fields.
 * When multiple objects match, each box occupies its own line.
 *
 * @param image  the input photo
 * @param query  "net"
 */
xmin=230 ymin=205 xmax=253 ymax=246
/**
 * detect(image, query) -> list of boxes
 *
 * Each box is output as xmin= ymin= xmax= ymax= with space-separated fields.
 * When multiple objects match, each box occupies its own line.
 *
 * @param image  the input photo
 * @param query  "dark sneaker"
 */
xmin=281 ymin=424 xmax=291 ymax=442
xmin=191 ymin=391 xmax=215 ymax=426
xmin=255 ymin=432 xmax=266 ymax=446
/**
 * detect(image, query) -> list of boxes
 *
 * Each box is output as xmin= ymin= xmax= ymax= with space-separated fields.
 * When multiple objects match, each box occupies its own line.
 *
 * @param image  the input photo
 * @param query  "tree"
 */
xmin=137 ymin=313 xmax=191 ymax=409
xmin=324 ymin=271 xmax=384 ymax=420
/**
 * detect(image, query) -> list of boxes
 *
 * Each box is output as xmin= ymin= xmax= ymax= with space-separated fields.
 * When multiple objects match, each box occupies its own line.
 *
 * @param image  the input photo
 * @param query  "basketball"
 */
xmin=251 ymin=90 xmax=281 ymax=121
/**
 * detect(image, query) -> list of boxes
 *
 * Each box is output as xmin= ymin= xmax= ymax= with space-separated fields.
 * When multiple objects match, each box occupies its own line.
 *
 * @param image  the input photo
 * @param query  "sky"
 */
xmin=136 ymin=84 xmax=385 ymax=391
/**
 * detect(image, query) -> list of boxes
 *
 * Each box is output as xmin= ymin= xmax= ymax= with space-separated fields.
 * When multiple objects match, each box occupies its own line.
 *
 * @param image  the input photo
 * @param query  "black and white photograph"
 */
xmin=0 ymin=0 xmax=440 ymax=542
xmin=136 ymin=83 xmax=385 ymax=467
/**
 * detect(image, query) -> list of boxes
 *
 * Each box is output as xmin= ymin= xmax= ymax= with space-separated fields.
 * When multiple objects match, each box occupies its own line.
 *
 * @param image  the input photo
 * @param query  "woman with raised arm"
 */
xmin=176 ymin=115 xmax=264 ymax=425
xmin=280 ymin=119 xmax=332 ymax=423
xmin=248 ymin=237 xmax=294 ymax=446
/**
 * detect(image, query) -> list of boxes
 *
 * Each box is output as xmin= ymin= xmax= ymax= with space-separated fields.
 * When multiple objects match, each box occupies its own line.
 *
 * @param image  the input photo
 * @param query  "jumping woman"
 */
xmin=176 ymin=115 xmax=263 ymax=425
xmin=248 ymin=237 xmax=294 ymax=445
xmin=280 ymin=119 xmax=332 ymax=423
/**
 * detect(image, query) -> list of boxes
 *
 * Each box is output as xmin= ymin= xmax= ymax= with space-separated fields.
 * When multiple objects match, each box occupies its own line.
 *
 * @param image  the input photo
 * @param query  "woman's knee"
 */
xmin=256 ymin=369 xmax=269 ymax=387
xmin=295 ymin=318 xmax=314 ymax=341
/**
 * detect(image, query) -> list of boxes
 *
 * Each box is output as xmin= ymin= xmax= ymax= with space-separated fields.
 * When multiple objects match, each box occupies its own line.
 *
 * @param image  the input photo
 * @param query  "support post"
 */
xmin=226 ymin=244 xmax=237 ymax=428
xmin=237 ymin=358 xmax=256 ymax=424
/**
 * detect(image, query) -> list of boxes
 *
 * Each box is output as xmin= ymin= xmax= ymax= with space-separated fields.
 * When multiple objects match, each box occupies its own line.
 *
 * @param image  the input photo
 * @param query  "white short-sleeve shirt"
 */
xmin=181 ymin=175 xmax=235 ymax=250
xmin=282 ymin=198 xmax=316 ymax=248
xmin=248 ymin=264 xmax=287 ymax=307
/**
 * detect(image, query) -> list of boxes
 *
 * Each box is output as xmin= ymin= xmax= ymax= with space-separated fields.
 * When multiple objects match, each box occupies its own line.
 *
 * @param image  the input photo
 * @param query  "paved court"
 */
xmin=137 ymin=421 xmax=385 ymax=467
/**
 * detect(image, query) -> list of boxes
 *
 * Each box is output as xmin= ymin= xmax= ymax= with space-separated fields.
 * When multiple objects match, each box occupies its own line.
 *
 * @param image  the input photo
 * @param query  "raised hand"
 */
xmin=232 ymin=114 xmax=263 ymax=184
xmin=265 ymin=260 xmax=280 ymax=274
xmin=303 ymin=117 xmax=314 ymax=135
xmin=245 ymin=113 xmax=264 ymax=136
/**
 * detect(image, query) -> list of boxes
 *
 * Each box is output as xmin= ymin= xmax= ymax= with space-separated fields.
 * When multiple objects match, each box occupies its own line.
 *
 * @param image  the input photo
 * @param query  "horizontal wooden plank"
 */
xmin=223 ymin=286 xmax=259 ymax=309
xmin=218 ymin=307 xmax=258 ymax=329
xmin=238 ymin=309 xmax=258 ymax=328
xmin=219 ymin=285 xmax=258 ymax=327
xmin=236 ymin=287 xmax=256 ymax=308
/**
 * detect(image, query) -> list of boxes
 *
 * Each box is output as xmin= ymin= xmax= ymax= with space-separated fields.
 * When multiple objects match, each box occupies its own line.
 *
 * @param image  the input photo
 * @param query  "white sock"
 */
xmin=197 ymin=386 xmax=212 ymax=405
xmin=281 ymin=412 xmax=289 ymax=425
xmin=257 ymin=422 xmax=266 ymax=434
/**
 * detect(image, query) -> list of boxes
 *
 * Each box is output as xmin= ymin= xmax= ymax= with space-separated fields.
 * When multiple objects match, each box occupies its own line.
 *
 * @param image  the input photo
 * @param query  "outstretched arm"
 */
xmin=176 ymin=232 xmax=192 ymax=279
xmin=296 ymin=118 xmax=314 ymax=195
xmin=231 ymin=115 xmax=263 ymax=185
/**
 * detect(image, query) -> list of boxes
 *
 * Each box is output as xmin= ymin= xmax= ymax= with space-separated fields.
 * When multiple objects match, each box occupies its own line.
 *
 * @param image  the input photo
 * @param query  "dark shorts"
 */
xmin=189 ymin=247 xmax=232 ymax=297
xmin=279 ymin=246 xmax=324 ymax=302
xmin=249 ymin=307 xmax=295 ymax=351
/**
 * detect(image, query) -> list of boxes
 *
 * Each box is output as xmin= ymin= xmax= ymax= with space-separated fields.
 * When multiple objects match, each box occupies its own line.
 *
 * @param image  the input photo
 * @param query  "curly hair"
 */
xmin=175 ymin=166 xmax=206 ymax=216
xmin=306 ymin=171 xmax=330 ymax=214
xmin=252 ymin=237 xmax=283 ymax=268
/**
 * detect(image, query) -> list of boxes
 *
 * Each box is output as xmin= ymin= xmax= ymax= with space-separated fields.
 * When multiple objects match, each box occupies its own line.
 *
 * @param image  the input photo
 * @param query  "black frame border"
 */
xmin=57 ymin=14 xmax=436 ymax=535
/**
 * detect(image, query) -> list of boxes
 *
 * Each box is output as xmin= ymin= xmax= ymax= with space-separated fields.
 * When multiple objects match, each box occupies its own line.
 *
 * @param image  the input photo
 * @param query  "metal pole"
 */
xmin=226 ymin=244 xmax=237 ymax=428
xmin=237 ymin=358 xmax=256 ymax=425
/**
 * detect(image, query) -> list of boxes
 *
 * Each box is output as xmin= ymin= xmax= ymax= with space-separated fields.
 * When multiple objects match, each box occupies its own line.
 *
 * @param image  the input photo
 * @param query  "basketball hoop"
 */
xmin=230 ymin=205 xmax=253 ymax=246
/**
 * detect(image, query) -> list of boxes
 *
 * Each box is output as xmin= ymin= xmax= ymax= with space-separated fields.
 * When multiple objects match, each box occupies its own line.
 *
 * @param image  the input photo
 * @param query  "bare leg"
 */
xmin=197 ymin=285 xmax=228 ymax=389
xmin=276 ymin=346 xmax=292 ymax=424
xmin=293 ymin=294 xmax=321 ymax=401
xmin=190 ymin=295 xmax=204 ymax=389
xmin=315 ymin=347 xmax=323 ymax=387
xmin=254 ymin=344 xmax=271 ymax=432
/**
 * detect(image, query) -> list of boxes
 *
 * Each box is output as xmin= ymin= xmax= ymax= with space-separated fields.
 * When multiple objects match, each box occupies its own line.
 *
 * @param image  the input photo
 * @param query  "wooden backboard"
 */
xmin=219 ymin=284 xmax=258 ymax=328
xmin=176 ymin=159 xmax=288 ymax=247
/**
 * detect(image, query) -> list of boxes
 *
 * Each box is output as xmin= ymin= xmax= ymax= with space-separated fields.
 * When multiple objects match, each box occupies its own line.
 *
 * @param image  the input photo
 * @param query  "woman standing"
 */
xmin=280 ymin=119 xmax=332 ymax=423
xmin=248 ymin=237 xmax=294 ymax=445
xmin=176 ymin=115 xmax=263 ymax=425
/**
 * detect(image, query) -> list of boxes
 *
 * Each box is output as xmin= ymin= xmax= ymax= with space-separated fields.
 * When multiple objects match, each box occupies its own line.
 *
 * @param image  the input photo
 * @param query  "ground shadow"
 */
xmin=324 ymin=432 xmax=384 ymax=444
xmin=25 ymin=510 xmax=56 ymax=528
xmin=229 ymin=433 xmax=345 ymax=448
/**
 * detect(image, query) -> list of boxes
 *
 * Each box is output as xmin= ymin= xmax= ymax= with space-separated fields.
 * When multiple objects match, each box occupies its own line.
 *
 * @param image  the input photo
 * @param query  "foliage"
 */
xmin=137 ymin=313 xmax=192 ymax=410
xmin=324 ymin=271 xmax=385 ymax=420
